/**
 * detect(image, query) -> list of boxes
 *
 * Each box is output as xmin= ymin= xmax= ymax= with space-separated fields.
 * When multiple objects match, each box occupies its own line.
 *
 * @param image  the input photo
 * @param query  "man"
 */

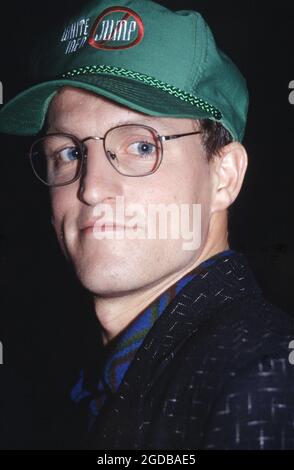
xmin=0 ymin=0 xmax=294 ymax=450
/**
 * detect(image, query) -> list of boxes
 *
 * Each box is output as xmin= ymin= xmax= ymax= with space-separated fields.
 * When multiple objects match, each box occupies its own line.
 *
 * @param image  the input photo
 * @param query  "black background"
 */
xmin=0 ymin=0 xmax=293 ymax=449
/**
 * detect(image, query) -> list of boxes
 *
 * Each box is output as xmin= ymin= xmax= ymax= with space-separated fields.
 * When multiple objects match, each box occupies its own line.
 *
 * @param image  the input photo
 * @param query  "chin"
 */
xmin=73 ymin=262 xmax=142 ymax=297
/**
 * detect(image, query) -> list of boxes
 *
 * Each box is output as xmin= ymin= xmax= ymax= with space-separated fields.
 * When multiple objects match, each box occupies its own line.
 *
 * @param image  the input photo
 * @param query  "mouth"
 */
xmin=93 ymin=223 xmax=127 ymax=232
xmin=81 ymin=222 xmax=137 ymax=234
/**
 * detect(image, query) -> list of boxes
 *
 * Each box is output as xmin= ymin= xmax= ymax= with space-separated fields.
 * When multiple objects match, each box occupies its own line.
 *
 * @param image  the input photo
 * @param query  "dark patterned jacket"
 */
xmin=83 ymin=251 xmax=294 ymax=450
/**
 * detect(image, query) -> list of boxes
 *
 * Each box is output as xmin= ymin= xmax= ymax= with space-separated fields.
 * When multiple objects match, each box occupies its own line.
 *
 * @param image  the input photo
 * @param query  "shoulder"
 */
xmin=213 ymin=295 xmax=293 ymax=365
xmin=183 ymin=289 xmax=294 ymax=373
xmin=175 ymin=250 xmax=294 ymax=371
xmin=180 ymin=297 xmax=294 ymax=449
xmin=172 ymin=290 xmax=294 ymax=403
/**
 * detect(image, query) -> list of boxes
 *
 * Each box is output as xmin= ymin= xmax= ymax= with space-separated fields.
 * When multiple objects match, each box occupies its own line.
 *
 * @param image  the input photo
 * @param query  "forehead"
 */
xmin=46 ymin=86 xmax=196 ymax=133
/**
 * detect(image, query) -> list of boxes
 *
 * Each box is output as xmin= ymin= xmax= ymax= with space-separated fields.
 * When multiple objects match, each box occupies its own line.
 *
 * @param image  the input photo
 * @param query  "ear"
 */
xmin=210 ymin=142 xmax=248 ymax=213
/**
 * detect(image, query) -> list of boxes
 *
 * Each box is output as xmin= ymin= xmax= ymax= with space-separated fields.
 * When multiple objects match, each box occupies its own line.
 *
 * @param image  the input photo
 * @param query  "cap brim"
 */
xmin=0 ymin=74 xmax=215 ymax=136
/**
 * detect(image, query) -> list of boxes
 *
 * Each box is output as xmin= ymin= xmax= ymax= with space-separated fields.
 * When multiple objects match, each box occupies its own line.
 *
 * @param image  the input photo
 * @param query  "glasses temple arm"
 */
xmin=160 ymin=131 xmax=202 ymax=142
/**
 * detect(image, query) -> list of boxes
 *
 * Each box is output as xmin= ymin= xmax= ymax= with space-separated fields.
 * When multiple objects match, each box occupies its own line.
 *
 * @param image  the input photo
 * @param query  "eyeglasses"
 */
xmin=29 ymin=123 xmax=202 ymax=187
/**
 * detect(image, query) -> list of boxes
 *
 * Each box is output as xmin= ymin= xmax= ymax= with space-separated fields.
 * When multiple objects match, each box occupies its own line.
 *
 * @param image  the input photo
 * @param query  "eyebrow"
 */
xmin=46 ymin=117 xmax=175 ymax=136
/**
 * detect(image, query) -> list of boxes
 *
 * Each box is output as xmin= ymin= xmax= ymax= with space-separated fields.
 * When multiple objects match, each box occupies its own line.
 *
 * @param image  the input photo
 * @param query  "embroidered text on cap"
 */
xmin=88 ymin=6 xmax=144 ymax=50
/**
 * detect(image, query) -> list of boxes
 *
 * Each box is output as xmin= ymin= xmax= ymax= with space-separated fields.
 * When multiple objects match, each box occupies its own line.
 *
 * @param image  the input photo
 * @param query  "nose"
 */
xmin=78 ymin=137 xmax=124 ymax=206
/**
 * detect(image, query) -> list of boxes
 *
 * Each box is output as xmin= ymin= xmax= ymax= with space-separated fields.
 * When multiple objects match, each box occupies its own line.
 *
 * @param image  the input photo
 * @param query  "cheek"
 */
xmin=165 ymin=156 xmax=211 ymax=206
xmin=49 ymin=187 xmax=78 ymax=233
xmin=167 ymin=156 xmax=212 ymax=240
xmin=133 ymin=168 xmax=210 ymax=246
xmin=50 ymin=190 xmax=64 ymax=225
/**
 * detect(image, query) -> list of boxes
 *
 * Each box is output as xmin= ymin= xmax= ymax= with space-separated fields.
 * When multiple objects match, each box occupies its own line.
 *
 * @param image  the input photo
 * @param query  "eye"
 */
xmin=57 ymin=146 xmax=81 ymax=163
xmin=128 ymin=141 xmax=157 ymax=158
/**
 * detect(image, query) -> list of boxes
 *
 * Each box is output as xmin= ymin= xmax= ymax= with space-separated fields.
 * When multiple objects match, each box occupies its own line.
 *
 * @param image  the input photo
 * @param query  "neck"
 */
xmin=94 ymin=212 xmax=229 ymax=346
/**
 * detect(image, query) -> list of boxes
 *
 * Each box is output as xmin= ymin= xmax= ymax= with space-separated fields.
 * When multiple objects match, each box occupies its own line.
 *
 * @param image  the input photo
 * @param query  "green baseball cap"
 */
xmin=0 ymin=0 xmax=248 ymax=141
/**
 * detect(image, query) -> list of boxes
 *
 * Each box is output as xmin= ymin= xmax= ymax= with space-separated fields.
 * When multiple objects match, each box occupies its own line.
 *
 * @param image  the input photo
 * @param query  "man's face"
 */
xmin=47 ymin=87 xmax=215 ymax=296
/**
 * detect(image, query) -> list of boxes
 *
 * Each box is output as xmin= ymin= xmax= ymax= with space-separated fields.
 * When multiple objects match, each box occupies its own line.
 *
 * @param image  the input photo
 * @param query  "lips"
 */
xmin=79 ymin=215 xmax=142 ymax=235
xmin=93 ymin=222 xmax=126 ymax=231
xmin=80 ymin=220 xmax=135 ymax=233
